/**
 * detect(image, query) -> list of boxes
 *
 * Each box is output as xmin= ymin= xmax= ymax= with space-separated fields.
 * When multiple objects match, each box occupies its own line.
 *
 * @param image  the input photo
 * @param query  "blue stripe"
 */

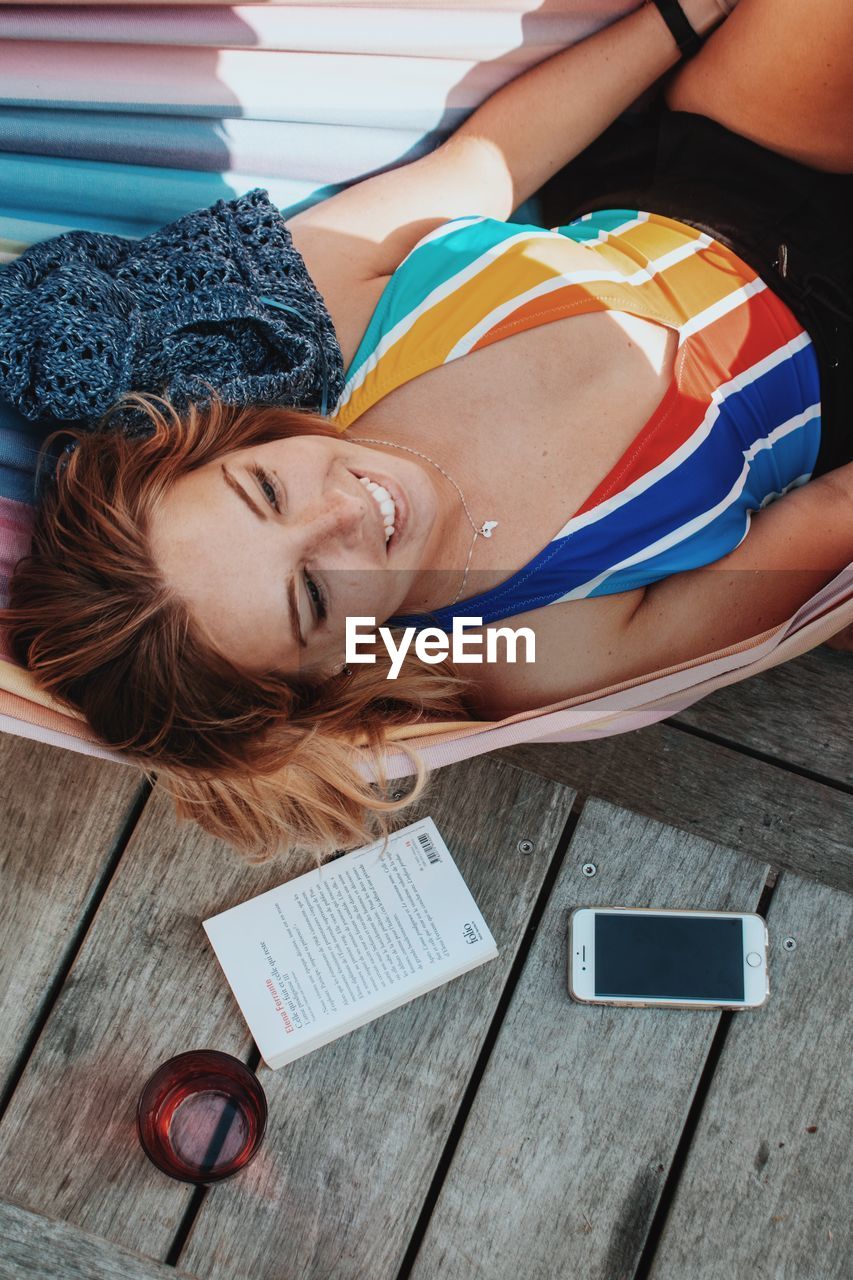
xmin=390 ymin=342 xmax=821 ymax=628
xmin=1 ymin=207 xmax=152 ymax=242
xmin=0 ymin=399 xmax=52 ymax=505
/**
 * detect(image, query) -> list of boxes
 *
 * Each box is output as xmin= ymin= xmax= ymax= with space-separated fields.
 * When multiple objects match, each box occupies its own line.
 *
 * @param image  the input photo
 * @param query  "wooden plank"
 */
xmin=0 ymin=734 xmax=146 ymax=1099
xmin=504 ymin=722 xmax=853 ymax=892
xmin=0 ymin=782 xmax=302 ymax=1255
xmin=406 ymin=799 xmax=770 ymax=1280
xmin=647 ymin=873 xmax=852 ymax=1280
xmin=169 ymin=758 xmax=575 ymax=1280
xmin=672 ymin=648 xmax=852 ymax=786
xmin=0 ymin=1198 xmax=199 ymax=1280
xmin=0 ymin=757 xmax=574 ymax=1270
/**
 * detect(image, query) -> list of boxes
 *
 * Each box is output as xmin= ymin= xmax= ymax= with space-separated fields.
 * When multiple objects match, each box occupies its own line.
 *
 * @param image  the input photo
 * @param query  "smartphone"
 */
xmin=568 ymin=907 xmax=769 ymax=1010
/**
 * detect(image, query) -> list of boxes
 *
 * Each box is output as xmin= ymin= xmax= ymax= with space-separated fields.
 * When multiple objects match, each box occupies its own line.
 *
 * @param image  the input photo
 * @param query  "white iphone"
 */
xmin=568 ymin=907 xmax=769 ymax=1010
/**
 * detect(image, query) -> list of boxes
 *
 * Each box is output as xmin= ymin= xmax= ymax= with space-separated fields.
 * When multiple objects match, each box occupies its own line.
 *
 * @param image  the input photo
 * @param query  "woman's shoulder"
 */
xmin=284 ymin=221 xmax=389 ymax=373
xmin=288 ymin=215 xmax=508 ymax=368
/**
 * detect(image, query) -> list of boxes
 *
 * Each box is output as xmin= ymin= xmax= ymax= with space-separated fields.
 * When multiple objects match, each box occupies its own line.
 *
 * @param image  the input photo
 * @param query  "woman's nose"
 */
xmin=298 ymin=488 xmax=365 ymax=550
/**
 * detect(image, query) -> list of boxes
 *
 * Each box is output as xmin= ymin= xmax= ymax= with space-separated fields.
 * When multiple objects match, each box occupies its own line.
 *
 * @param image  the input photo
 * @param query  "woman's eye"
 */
xmin=251 ymin=464 xmax=280 ymax=511
xmin=305 ymin=572 xmax=327 ymax=623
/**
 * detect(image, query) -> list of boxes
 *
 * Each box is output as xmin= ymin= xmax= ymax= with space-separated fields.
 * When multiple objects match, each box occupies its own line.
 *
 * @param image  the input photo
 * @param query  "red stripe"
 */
xmin=574 ymin=290 xmax=807 ymax=517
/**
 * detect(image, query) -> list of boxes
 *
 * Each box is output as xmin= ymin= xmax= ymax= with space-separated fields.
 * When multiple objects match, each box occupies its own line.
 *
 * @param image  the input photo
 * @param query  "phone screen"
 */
xmin=595 ymin=914 xmax=745 ymax=1001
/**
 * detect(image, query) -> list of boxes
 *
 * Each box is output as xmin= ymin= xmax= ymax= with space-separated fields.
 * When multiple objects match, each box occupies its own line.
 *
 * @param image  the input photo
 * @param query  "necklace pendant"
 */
xmin=480 ymin=521 xmax=499 ymax=538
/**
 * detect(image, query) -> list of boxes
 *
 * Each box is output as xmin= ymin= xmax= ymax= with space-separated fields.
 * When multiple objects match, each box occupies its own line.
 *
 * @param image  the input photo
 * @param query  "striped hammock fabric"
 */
xmin=1 ymin=1 xmax=851 ymax=776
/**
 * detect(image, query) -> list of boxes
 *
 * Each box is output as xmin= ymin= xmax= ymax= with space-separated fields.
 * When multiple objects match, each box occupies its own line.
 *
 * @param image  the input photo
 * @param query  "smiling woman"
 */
xmin=2 ymin=393 xmax=474 ymax=859
xmin=2 ymin=0 xmax=853 ymax=863
xmin=145 ymin=401 xmax=484 ymax=677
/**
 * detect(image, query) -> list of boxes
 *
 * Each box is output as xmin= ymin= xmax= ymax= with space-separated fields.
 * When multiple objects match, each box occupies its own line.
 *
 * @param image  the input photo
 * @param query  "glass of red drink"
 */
xmin=136 ymin=1049 xmax=267 ymax=1184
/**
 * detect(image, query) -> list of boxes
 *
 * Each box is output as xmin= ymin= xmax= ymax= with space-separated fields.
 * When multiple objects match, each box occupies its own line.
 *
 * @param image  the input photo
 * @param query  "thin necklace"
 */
xmin=349 ymin=436 xmax=499 ymax=607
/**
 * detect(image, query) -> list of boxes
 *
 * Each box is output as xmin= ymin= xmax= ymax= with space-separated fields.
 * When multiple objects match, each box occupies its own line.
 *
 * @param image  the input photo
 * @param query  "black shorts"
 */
xmin=534 ymin=106 xmax=853 ymax=478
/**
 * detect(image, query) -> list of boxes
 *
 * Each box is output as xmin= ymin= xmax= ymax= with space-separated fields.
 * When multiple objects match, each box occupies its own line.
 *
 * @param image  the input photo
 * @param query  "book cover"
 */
xmin=203 ymin=817 xmax=499 ymax=1068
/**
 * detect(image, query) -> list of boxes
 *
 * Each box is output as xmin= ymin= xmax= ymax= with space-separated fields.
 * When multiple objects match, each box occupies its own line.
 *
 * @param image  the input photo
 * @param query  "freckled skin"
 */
xmin=147 ymin=433 xmax=475 ymax=676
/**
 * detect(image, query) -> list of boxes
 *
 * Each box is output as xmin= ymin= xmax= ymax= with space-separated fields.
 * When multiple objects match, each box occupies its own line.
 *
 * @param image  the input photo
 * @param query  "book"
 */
xmin=203 ymin=817 xmax=499 ymax=1069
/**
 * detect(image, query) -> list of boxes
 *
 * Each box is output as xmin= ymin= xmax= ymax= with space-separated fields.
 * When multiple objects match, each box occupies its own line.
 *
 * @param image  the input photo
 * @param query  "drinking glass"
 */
xmin=137 ymin=1049 xmax=267 ymax=1184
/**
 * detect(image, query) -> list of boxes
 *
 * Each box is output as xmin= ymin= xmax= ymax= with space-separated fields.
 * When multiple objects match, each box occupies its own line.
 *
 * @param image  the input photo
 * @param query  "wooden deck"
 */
xmin=0 ymin=646 xmax=850 ymax=1280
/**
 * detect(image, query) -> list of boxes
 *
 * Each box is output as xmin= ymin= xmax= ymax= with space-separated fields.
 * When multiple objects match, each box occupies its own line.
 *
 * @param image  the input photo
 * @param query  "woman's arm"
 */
xmin=624 ymin=463 xmax=853 ymax=665
xmin=288 ymin=0 xmax=734 ymax=279
xmin=448 ymin=0 xmax=733 ymax=217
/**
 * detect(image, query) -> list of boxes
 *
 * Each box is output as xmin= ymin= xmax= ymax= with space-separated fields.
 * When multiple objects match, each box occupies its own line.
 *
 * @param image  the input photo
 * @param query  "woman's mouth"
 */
xmin=355 ymin=472 xmax=407 ymax=554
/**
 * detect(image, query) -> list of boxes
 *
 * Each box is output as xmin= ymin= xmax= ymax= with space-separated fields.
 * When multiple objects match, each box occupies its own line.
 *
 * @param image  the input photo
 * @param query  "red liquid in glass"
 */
xmin=137 ymin=1050 xmax=267 ymax=1184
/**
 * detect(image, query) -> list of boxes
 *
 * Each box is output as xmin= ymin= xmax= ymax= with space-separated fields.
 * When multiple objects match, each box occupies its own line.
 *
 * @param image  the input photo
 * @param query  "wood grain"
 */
xmin=0 ymin=1198 xmax=199 ymax=1280
xmin=504 ymin=722 xmax=853 ymax=892
xmin=672 ymin=648 xmax=852 ymax=786
xmin=0 ymin=781 xmax=296 ymax=1257
xmin=0 ymin=735 xmax=145 ymax=1099
xmin=173 ymin=757 xmax=574 ymax=1280
xmin=647 ymin=873 xmax=853 ymax=1280
xmin=0 ymin=758 xmax=574 ymax=1270
xmin=407 ymin=799 xmax=770 ymax=1280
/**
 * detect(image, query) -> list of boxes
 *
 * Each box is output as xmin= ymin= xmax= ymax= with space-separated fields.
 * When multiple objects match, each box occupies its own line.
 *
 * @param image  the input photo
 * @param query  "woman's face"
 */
xmin=148 ymin=433 xmax=451 ymax=676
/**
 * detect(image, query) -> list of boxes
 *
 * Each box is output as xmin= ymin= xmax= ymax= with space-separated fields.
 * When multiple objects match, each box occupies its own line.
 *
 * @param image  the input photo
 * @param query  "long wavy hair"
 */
xmin=0 ymin=393 xmax=472 ymax=863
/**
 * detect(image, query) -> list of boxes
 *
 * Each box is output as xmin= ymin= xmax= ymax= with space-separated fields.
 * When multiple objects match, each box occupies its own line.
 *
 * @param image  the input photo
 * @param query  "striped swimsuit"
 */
xmin=329 ymin=210 xmax=821 ymax=629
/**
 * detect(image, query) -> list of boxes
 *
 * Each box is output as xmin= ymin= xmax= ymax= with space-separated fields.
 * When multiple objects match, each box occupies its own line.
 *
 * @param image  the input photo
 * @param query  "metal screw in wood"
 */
xmin=517 ymin=839 xmax=534 ymax=854
xmin=782 ymin=937 xmax=797 ymax=952
xmin=582 ymin=863 xmax=597 ymax=877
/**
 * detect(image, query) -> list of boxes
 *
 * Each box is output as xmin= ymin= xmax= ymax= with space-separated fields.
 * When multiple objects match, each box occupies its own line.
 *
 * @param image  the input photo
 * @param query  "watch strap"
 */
xmin=648 ymin=0 xmax=704 ymax=59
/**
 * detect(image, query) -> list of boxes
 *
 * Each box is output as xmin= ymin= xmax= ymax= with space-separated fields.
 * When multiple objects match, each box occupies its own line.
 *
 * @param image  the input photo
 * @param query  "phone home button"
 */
xmin=746 ymin=952 xmax=762 ymax=967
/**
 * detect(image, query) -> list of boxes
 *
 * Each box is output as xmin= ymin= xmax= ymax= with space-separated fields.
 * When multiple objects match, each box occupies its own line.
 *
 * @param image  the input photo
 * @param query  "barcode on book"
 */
xmin=418 ymin=831 xmax=441 ymax=864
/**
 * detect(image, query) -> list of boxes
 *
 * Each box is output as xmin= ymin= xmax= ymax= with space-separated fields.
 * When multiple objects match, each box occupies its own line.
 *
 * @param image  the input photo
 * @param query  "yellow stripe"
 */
xmin=585 ymin=218 xmax=756 ymax=328
xmin=333 ymin=237 xmax=578 ymax=430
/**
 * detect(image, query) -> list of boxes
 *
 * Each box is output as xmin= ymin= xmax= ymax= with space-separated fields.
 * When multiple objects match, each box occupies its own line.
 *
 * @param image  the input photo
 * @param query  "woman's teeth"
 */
xmin=358 ymin=476 xmax=396 ymax=542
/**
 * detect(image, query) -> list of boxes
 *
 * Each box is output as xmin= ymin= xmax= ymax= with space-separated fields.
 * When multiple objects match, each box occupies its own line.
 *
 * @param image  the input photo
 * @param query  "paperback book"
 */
xmin=204 ymin=817 xmax=499 ymax=1068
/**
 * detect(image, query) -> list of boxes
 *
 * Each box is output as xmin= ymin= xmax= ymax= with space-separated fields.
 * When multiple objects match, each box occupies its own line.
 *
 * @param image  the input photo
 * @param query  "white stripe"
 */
xmin=444 ymin=271 xmax=578 ymax=361
xmin=549 ymin=331 xmax=816 ymax=542
xmin=550 ymin=404 xmax=821 ymax=602
xmin=678 ymin=274 xmax=768 ymax=343
xmin=757 ymin=472 xmax=812 ymax=508
xmin=400 ymin=214 xmax=485 ymax=256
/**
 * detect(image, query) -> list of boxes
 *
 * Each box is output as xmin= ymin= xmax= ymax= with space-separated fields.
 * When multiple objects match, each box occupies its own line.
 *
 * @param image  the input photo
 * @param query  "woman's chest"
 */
xmin=350 ymin=307 xmax=679 ymax=593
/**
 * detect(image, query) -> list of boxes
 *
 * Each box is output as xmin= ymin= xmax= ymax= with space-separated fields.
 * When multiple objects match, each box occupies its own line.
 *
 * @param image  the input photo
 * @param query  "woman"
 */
xmin=2 ymin=0 xmax=852 ymax=860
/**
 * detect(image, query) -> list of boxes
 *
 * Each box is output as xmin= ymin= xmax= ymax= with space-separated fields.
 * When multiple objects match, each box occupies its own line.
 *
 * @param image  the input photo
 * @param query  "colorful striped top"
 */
xmin=328 ymin=210 xmax=821 ymax=629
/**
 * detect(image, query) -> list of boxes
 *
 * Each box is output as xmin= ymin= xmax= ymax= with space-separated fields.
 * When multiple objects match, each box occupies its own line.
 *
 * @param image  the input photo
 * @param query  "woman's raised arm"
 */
xmin=624 ymin=462 xmax=853 ymax=665
xmin=289 ymin=1 xmax=734 ymax=280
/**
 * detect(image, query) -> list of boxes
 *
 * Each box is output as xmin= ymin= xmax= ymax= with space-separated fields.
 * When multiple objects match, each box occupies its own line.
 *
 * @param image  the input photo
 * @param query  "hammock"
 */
xmin=1 ymin=0 xmax=851 ymax=777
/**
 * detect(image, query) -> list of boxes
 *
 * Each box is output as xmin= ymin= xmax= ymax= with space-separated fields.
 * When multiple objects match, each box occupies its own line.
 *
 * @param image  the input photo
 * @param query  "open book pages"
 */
xmin=203 ymin=817 xmax=499 ymax=1069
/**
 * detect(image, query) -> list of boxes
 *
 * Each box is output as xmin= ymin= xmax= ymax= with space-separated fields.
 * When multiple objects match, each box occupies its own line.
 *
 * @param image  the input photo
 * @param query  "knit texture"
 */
xmin=0 ymin=188 xmax=344 ymax=436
